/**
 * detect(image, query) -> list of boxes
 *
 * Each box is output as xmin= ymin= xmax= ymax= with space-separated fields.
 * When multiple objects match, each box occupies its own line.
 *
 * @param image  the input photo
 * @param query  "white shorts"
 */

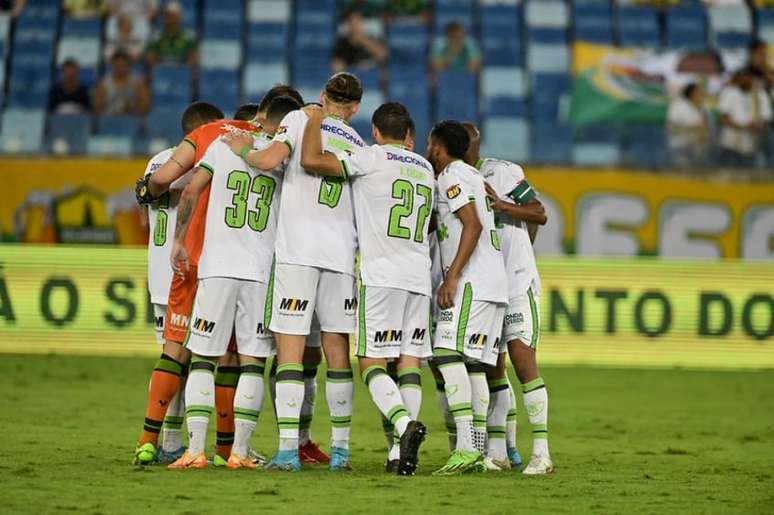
xmin=153 ymin=304 xmax=167 ymax=345
xmin=433 ymin=282 xmax=505 ymax=366
xmin=185 ymin=277 xmax=275 ymax=358
xmin=355 ymin=285 xmax=432 ymax=360
xmin=268 ymin=263 xmax=356 ymax=335
xmin=502 ymin=288 xmax=541 ymax=351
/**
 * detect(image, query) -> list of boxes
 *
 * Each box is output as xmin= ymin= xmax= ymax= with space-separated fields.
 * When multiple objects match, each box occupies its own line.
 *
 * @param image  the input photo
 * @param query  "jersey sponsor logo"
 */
xmin=321 ymin=123 xmax=364 ymax=147
xmin=505 ymin=312 xmax=524 ymax=326
xmin=154 ymin=315 xmax=164 ymax=329
xmin=446 ymin=184 xmax=461 ymax=199
xmin=150 ymin=162 xmax=164 ymax=172
xmin=467 ymin=333 xmax=487 ymax=348
xmin=192 ymin=317 xmax=216 ymax=334
xmin=374 ymin=329 xmax=403 ymax=343
xmin=344 ymin=297 xmax=356 ymax=311
xmin=279 ymin=298 xmax=309 ymax=312
xmin=386 ymin=151 xmax=432 ymax=172
xmin=170 ymin=313 xmax=189 ymax=328
xmin=276 ymin=126 xmax=288 ymax=135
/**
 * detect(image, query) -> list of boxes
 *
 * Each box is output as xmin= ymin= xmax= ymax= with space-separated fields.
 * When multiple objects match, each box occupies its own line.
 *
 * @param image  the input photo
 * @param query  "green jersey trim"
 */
xmin=198 ymin=162 xmax=215 ymax=175
xmin=183 ymin=138 xmax=196 ymax=150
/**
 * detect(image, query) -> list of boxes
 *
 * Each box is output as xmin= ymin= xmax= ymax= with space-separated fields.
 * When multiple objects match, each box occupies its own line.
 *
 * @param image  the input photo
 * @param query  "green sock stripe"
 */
xmin=455 ymin=282 xmax=473 ymax=353
xmin=446 ymin=423 xmax=457 ymax=433
xmin=435 ymin=381 xmax=445 ymax=391
xmin=397 ymin=367 xmax=421 ymax=377
xmin=234 ymin=407 xmax=260 ymax=418
xmin=433 ymin=349 xmax=464 ymax=368
xmin=488 ymin=377 xmax=509 ymax=388
xmin=264 ymin=257 xmax=275 ymax=328
xmin=507 ymin=410 xmax=518 ymax=421
xmin=144 ymin=417 xmax=163 ymax=432
xmin=327 ymin=368 xmax=354 ymax=381
xmin=399 ymin=384 xmax=422 ymax=391
xmin=186 ymin=407 xmax=213 ymax=418
xmin=522 ymin=377 xmax=545 ymax=393
xmin=398 ymin=371 xmax=421 ymax=388
xmin=215 ymin=367 xmax=241 ymax=387
xmin=527 ymin=287 xmax=540 ymax=349
xmin=241 ymin=363 xmax=265 ymax=376
xmin=190 ymin=360 xmax=216 ymax=374
xmin=277 ymin=417 xmax=299 ymax=427
xmin=277 ymin=363 xmax=304 ymax=373
xmin=154 ymin=355 xmax=183 ymax=376
xmin=216 ymin=431 xmax=234 ymax=444
xmin=331 ymin=416 xmax=352 ymax=427
xmin=299 ymin=415 xmax=312 ymax=430
xmin=387 ymin=405 xmax=409 ymax=424
xmin=163 ymin=416 xmax=184 ymax=425
xmin=362 ymin=364 xmax=387 ymax=385
xmin=533 ymin=423 xmax=547 ymax=433
xmin=487 ymin=425 xmax=507 ymax=435
xmin=357 ymin=283 xmax=367 ymax=357
xmin=277 ymin=363 xmax=304 ymax=383
xmin=465 ymin=361 xmax=486 ymax=374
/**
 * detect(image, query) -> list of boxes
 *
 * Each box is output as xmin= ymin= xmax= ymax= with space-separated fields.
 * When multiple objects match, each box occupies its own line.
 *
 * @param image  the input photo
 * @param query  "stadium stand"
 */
xmin=0 ymin=0 xmax=771 ymax=168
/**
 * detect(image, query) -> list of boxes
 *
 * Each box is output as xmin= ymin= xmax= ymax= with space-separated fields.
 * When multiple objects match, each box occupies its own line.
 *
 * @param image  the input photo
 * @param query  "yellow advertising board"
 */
xmin=0 ymin=245 xmax=771 ymax=368
xmin=2 ymin=159 xmax=772 ymax=259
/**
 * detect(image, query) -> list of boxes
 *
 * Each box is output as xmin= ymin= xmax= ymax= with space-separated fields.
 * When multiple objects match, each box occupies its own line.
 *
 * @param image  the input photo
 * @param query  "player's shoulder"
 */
xmin=323 ymin=116 xmax=366 ymax=147
xmin=479 ymin=157 xmax=525 ymax=181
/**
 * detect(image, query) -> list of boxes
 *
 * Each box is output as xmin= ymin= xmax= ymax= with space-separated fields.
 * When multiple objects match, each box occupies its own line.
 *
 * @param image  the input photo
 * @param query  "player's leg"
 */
xmin=506 ymin=288 xmax=552 ymax=474
xmin=317 ymin=270 xmax=357 ymax=471
xmin=484 ymin=353 xmax=511 ymax=471
xmin=133 ymin=296 xmax=193 ymax=465
xmin=382 ymin=362 xmax=400 ymax=468
xmin=506 ymin=376 xmax=522 ymax=467
xmin=298 ymin=342 xmax=329 ymax=464
xmin=157 ymin=350 xmax=188 ymax=463
xmin=265 ymin=263 xmax=318 ymax=471
xmin=169 ymin=277 xmax=237 ymax=469
xmin=466 ymin=361 xmax=489 ymax=455
xmin=214 ymin=348 xmax=240 ymax=465
xmin=429 ymin=360 xmax=457 ymax=451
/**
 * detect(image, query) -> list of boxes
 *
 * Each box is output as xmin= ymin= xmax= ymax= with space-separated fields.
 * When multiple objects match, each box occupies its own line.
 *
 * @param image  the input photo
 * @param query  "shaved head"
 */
xmin=462 ymin=121 xmax=481 ymax=167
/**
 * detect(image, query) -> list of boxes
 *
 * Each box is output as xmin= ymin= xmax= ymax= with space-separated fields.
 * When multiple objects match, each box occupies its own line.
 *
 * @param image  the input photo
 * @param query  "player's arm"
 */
xmin=300 ymin=106 xmax=347 ymax=177
xmin=527 ymin=222 xmax=539 ymax=244
xmin=437 ymin=203 xmax=482 ymax=310
xmin=484 ymin=182 xmax=547 ymax=225
xmin=223 ymin=132 xmax=289 ymax=171
xmin=169 ymin=168 xmax=211 ymax=276
xmin=144 ymin=143 xmax=196 ymax=199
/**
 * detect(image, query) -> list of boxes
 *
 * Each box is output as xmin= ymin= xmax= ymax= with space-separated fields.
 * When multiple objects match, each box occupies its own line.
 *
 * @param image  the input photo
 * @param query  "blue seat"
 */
xmin=531 ymin=123 xmax=572 ymax=164
xmin=87 ymin=135 xmax=132 ymax=156
xmin=292 ymin=64 xmax=330 ymax=88
xmin=708 ymin=5 xmax=751 ymax=49
xmin=532 ymin=74 xmax=570 ymax=95
xmin=389 ymin=20 xmax=428 ymax=63
xmin=481 ymin=117 xmax=529 ymax=161
xmin=620 ymin=126 xmax=666 ymax=168
xmin=437 ymin=71 xmax=477 ymax=122
xmin=528 ymin=44 xmax=569 ymax=73
xmin=152 ymin=65 xmax=192 ymax=110
xmin=349 ymin=120 xmax=371 ymax=145
xmin=666 ymin=6 xmax=706 ymax=48
xmin=716 ymin=32 xmax=751 ymax=50
xmin=348 ymin=68 xmax=380 ymax=91
xmin=758 ymin=9 xmax=774 ymax=43
xmin=525 ymin=0 xmax=568 ymax=29
xmin=1 ymin=108 xmax=45 ymax=154
xmin=199 ymin=70 xmax=240 ymax=115
xmin=573 ymin=4 xmax=613 ymax=44
xmin=246 ymin=23 xmax=287 ymax=62
xmin=61 ymin=17 xmax=102 ymax=38
xmin=8 ymin=64 xmax=51 ymax=108
xmin=146 ymin=107 xmax=183 ymax=144
xmin=482 ymin=67 xmax=526 ymax=99
xmin=389 ymin=71 xmax=429 ymax=103
xmin=618 ymin=6 xmax=660 ymax=48
xmin=528 ymin=28 xmax=567 ymax=45
xmin=243 ymin=62 xmax=288 ymax=99
xmin=47 ymin=113 xmax=91 ymax=155
xmin=96 ymin=115 xmax=141 ymax=137
xmin=248 ymin=0 xmax=290 ymax=23
xmin=485 ymin=97 xmax=527 ymax=118
xmin=572 ymin=142 xmax=620 ymax=166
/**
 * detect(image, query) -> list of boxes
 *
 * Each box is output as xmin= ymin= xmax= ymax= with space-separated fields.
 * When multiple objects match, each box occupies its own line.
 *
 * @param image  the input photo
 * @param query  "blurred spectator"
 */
xmin=105 ymin=14 xmax=146 ymax=61
xmin=94 ymin=51 xmax=150 ymax=115
xmin=145 ymin=2 xmax=197 ymax=68
xmin=667 ymin=83 xmax=712 ymax=168
xmin=105 ymin=0 xmax=155 ymax=54
xmin=0 ymin=0 xmax=26 ymax=18
xmin=717 ymin=68 xmax=772 ymax=167
xmin=49 ymin=59 xmax=92 ymax=115
xmin=63 ymin=0 xmax=104 ymax=18
xmin=431 ymin=22 xmax=481 ymax=73
xmin=339 ymin=0 xmax=428 ymax=17
xmin=747 ymin=39 xmax=774 ymax=92
xmin=331 ymin=10 xmax=388 ymax=72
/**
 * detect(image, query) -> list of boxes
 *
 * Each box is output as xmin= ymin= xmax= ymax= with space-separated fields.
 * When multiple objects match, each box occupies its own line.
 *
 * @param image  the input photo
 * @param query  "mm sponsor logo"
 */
xmin=279 ymin=298 xmax=309 ymax=312
xmin=256 ymin=322 xmax=267 ymax=335
xmin=505 ymin=312 xmax=524 ymax=326
xmin=170 ymin=313 xmax=189 ymax=328
xmin=467 ymin=334 xmax=487 ymax=348
xmin=344 ymin=298 xmax=357 ymax=311
xmin=154 ymin=315 xmax=164 ymax=329
xmin=374 ymin=329 xmax=403 ymax=343
xmin=411 ymin=328 xmax=426 ymax=341
xmin=192 ymin=317 xmax=216 ymax=334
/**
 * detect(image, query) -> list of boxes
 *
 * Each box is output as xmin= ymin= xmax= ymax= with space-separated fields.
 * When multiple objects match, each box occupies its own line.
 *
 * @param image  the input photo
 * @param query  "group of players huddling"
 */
xmin=132 ymin=71 xmax=553 ymax=476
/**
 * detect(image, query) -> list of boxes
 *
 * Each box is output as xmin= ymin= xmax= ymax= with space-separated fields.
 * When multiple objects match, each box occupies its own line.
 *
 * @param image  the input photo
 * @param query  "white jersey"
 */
xmin=145 ymin=147 xmax=189 ymax=304
xmin=272 ymin=110 xmax=363 ymax=275
xmin=435 ymin=160 xmax=508 ymax=304
xmin=340 ymin=144 xmax=435 ymax=296
xmin=476 ymin=158 xmax=541 ymax=298
xmin=196 ymin=133 xmax=282 ymax=282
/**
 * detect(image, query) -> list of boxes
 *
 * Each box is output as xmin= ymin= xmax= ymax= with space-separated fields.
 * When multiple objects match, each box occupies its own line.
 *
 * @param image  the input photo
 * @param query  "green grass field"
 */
xmin=1 ymin=354 xmax=772 ymax=514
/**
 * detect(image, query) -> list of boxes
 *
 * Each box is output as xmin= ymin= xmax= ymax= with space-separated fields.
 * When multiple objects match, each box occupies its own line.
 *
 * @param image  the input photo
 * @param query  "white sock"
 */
xmin=161 ymin=376 xmax=186 ymax=452
xmin=435 ymin=379 xmax=457 ymax=451
xmin=468 ymin=365 xmax=489 ymax=454
xmin=299 ymin=367 xmax=317 ymax=446
xmin=506 ymin=378 xmax=518 ymax=450
xmin=232 ymin=363 xmax=265 ymax=458
xmin=185 ymin=359 xmax=215 ymax=456
xmin=363 ymin=365 xmax=411 ymax=437
xmin=275 ymin=363 xmax=304 ymax=451
xmin=398 ymin=367 xmax=422 ymax=419
xmin=326 ymin=368 xmax=354 ymax=449
xmin=487 ymin=377 xmax=510 ymax=461
xmin=522 ymin=377 xmax=549 ymax=457
xmin=436 ymin=354 xmax=474 ymax=452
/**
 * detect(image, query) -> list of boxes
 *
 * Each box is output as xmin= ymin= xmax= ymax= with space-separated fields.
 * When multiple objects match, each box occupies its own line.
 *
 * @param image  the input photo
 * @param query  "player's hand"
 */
xmin=437 ymin=276 xmax=459 ymax=310
xmin=170 ymin=241 xmax=189 ymax=277
xmin=484 ymin=182 xmax=506 ymax=211
xmin=222 ymin=132 xmax=253 ymax=157
xmin=135 ymin=175 xmax=157 ymax=205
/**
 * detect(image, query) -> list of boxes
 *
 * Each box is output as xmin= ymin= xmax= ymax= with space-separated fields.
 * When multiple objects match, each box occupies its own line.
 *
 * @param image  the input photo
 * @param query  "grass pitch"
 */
xmin=0 ymin=354 xmax=772 ymax=514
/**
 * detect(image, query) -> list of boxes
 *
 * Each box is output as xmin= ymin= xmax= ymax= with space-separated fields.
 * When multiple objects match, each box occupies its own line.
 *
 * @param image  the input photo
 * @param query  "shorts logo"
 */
xmin=505 ymin=312 xmax=524 ymax=326
xmin=192 ymin=318 xmax=216 ymax=334
xmin=411 ymin=328 xmax=426 ymax=341
xmin=446 ymin=184 xmax=461 ymax=199
xmin=438 ymin=310 xmax=453 ymax=322
xmin=154 ymin=316 xmax=164 ymax=329
xmin=344 ymin=298 xmax=357 ymax=311
xmin=256 ymin=323 xmax=266 ymax=335
xmin=374 ymin=329 xmax=402 ymax=343
xmin=467 ymin=334 xmax=487 ymax=348
xmin=279 ymin=298 xmax=309 ymax=312
xmin=170 ymin=313 xmax=189 ymax=328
